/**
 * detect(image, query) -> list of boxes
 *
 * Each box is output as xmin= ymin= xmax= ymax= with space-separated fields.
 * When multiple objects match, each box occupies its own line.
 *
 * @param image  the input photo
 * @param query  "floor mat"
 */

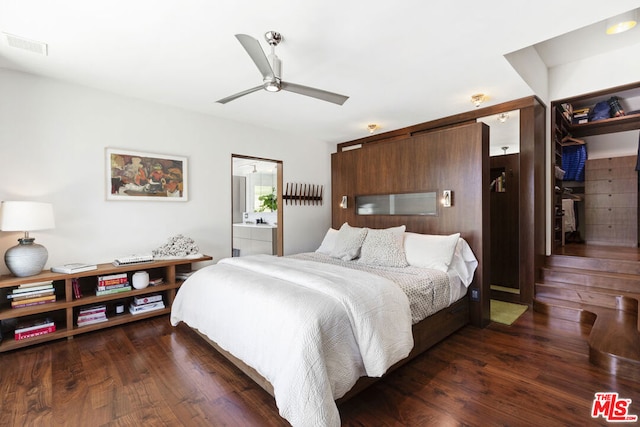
xmin=490 ymin=299 xmax=528 ymax=325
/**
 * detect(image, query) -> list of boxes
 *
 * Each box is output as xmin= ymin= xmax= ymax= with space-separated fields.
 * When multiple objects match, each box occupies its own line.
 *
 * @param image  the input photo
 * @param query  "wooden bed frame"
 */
xmin=195 ymin=297 xmax=469 ymax=403
xmin=190 ymin=120 xmax=489 ymax=407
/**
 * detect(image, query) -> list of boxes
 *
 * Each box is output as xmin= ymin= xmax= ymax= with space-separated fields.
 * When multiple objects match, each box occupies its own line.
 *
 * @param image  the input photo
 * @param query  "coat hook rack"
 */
xmin=283 ymin=183 xmax=323 ymax=205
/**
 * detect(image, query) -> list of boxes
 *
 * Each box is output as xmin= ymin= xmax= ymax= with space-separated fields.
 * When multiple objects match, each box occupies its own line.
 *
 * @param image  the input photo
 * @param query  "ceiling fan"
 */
xmin=216 ymin=31 xmax=349 ymax=106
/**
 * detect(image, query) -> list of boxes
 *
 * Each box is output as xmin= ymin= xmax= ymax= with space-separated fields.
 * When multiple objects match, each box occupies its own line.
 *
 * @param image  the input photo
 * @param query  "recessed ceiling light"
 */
xmin=606 ymin=10 xmax=637 ymax=35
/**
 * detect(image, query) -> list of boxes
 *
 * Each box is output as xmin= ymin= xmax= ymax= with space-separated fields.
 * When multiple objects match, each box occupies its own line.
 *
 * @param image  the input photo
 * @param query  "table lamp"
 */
xmin=0 ymin=201 xmax=55 ymax=277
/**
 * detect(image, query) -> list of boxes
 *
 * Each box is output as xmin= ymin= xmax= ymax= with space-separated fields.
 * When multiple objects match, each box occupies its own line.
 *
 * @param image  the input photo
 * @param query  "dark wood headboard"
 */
xmin=331 ymin=122 xmax=490 ymax=327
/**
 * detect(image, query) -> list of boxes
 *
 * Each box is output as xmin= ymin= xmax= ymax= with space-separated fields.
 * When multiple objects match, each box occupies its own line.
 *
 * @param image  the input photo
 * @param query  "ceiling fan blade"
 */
xmin=235 ymin=34 xmax=274 ymax=79
xmin=280 ymin=81 xmax=349 ymax=105
xmin=216 ymin=85 xmax=264 ymax=104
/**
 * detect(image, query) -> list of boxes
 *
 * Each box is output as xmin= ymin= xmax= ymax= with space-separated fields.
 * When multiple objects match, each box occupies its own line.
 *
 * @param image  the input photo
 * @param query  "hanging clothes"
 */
xmin=562 ymin=144 xmax=587 ymax=181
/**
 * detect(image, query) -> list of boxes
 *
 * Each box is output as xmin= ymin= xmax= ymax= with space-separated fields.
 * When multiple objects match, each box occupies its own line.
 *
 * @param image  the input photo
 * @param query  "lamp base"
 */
xmin=4 ymin=238 xmax=48 ymax=277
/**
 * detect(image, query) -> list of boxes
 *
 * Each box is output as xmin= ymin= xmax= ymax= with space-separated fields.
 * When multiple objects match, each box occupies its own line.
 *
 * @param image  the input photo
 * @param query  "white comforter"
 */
xmin=170 ymin=254 xmax=413 ymax=427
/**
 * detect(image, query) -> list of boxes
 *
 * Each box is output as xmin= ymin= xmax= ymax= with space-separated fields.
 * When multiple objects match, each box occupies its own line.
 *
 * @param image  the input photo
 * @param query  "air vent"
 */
xmin=3 ymin=33 xmax=48 ymax=56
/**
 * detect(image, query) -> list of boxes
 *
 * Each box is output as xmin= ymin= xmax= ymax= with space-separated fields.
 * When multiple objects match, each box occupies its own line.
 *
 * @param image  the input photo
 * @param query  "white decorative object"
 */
xmin=132 ymin=271 xmax=150 ymax=289
xmin=152 ymin=234 xmax=200 ymax=259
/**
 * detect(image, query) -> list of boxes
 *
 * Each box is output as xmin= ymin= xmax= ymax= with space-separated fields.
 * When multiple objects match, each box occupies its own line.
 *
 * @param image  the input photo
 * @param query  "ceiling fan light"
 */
xmin=606 ymin=10 xmax=637 ymax=35
xmin=264 ymin=79 xmax=281 ymax=92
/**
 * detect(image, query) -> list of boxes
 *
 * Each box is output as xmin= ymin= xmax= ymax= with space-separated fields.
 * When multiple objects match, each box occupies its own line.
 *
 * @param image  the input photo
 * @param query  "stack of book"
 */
xmin=572 ymin=107 xmax=590 ymax=124
xmin=7 ymin=281 xmax=56 ymax=308
xmin=77 ymin=305 xmax=108 ymax=327
xmin=129 ymin=294 xmax=165 ymax=315
xmin=96 ymin=273 xmax=131 ymax=296
xmin=149 ymin=277 xmax=164 ymax=286
xmin=14 ymin=317 xmax=56 ymax=340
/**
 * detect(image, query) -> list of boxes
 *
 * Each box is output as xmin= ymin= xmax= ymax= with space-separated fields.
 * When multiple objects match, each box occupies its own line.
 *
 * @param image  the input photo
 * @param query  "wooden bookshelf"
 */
xmin=0 ymin=256 xmax=212 ymax=352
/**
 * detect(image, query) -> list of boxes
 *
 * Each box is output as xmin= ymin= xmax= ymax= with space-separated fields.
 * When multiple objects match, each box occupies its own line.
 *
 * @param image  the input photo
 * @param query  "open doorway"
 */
xmin=478 ymin=110 xmax=522 ymax=302
xmin=231 ymin=155 xmax=283 ymax=257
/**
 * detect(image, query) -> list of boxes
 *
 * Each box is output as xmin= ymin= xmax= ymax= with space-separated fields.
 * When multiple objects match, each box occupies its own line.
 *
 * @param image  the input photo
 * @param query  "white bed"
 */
xmin=171 ymin=224 xmax=477 ymax=427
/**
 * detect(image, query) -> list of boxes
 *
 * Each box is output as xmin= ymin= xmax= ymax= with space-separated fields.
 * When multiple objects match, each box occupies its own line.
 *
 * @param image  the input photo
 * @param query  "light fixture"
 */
xmin=367 ymin=124 xmax=378 ymax=134
xmin=471 ymin=94 xmax=485 ymax=108
xmin=0 ymin=201 xmax=55 ymax=277
xmin=441 ymin=190 xmax=452 ymax=207
xmin=502 ymin=146 xmax=509 ymax=155
xmin=339 ymin=195 xmax=348 ymax=209
xmin=606 ymin=10 xmax=637 ymax=35
xmin=252 ymin=164 xmax=257 ymax=173
xmin=497 ymin=112 xmax=509 ymax=123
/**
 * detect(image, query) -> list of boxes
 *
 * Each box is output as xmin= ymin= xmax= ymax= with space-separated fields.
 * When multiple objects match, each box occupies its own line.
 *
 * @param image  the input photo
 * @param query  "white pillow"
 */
xmin=359 ymin=225 xmax=408 ymax=268
xmin=403 ymin=232 xmax=460 ymax=272
xmin=316 ymin=228 xmax=338 ymax=255
xmin=449 ymin=238 xmax=478 ymax=287
xmin=330 ymin=223 xmax=368 ymax=261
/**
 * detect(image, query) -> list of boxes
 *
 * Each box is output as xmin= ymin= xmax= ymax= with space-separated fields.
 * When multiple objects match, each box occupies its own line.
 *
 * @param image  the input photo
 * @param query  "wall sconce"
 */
xmin=441 ymin=190 xmax=452 ymax=207
xmin=367 ymin=124 xmax=378 ymax=134
xmin=606 ymin=10 xmax=637 ymax=35
xmin=471 ymin=94 xmax=485 ymax=108
xmin=339 ymin=195 xmax=348 ymax=209
xmin=497 ymin=112 xmax=509 ymax=123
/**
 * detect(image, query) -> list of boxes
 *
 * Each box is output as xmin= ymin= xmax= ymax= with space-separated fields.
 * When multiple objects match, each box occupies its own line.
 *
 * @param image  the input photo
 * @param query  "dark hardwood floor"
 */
xmin=1 ymin=310 xmax=638 ymax=426
xmin=557 ymin=242 xmax=640 ymax=261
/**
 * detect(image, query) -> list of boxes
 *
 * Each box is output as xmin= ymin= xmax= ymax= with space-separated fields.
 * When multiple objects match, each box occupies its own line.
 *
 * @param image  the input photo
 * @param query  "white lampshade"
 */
xmin=0 ymin=201 xmax=55 ymax=232
xmin=0 ymin=201 xmax=55 ymax=277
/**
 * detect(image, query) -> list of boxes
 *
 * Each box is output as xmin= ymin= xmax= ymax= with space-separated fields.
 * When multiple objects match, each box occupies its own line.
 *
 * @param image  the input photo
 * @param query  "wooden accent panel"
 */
xmin=490 ymin=154 xmax=519 ymax=289
xmin=332 ymin=122 xmax=490 ymax=327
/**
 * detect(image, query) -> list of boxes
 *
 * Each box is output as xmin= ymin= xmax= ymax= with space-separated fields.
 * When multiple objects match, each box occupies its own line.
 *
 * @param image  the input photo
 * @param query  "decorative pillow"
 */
xmin=403 ymin=232 xmax=461 ymax=272
xmin=330 ymin=223 xmax=368 ymax=261
xmin=316 ymin=228 xmax=338 ymax=255
xmin=359 ymin=225 xmax=408 ymax=267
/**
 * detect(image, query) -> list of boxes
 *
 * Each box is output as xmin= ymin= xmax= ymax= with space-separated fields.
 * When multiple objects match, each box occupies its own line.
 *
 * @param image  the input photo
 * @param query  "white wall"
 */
xmin=0 ymin=69 xmax=333 ymax=274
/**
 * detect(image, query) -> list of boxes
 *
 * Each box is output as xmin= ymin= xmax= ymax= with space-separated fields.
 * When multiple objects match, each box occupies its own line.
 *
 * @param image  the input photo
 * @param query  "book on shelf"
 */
xmin=15 ymin=324 xmax=56 ymax=340
xmin=96 ymin=281 xmax=130 ymax=291
xmin=14 ymin=317 xmax=55 ymax=334
xmin=133 ymin=294 xmax=163 ymax=305
xmin=77 ymin=304 xmax=107 ymax=326
xmin=78 ymin=304 xmax=107 ymax=315
xmin=112 ymin=254 xmax=154 ymax=267
xmin=129 ymin=300 xmax=165 ymax=314
xmin=97 ymin=277 xmax=129 ymax=288
xmin=17 ymin=280 xmax=54 ymax=289
xmin=11 ymin=294 xmax=56 ymax=308
xmin=72 ymin=278 xmax=82 ymax=299
xmin=149 ymin=277 xmax=164 ymax=286
xmin=95 ymin=285 xmax=132 ymax=297
xmin=11 ymin=281 xmax=54 ymax=293
xmin=7 ymin=288 xmax=54 ymax=300
xmin=51 ymin=263 xmax=98 ymax=274
xmin=77 ymin=316 xmax=108 ymax=327
xmin=97 ymin=272 xmax=127 ymax=282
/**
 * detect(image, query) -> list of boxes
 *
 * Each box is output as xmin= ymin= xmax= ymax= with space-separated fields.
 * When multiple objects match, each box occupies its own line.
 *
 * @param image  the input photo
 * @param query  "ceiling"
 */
xmin=1 ymin=2 xmax=639 ymax=145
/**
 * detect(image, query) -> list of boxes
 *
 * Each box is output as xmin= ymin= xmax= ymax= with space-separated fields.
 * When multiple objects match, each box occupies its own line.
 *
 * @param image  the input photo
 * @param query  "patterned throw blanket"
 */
xmin=290 ymin=252 xmax=452 ymax=324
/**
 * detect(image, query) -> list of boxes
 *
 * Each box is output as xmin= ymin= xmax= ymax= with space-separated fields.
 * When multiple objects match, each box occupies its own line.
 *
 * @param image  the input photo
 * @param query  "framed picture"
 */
xmin=106 ymin=148 xmax=188 ymax=201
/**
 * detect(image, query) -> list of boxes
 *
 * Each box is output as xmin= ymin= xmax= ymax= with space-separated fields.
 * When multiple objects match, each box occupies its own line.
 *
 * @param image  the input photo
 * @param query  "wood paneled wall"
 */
xmin=331 ymin=122 xmax=490 ymax=327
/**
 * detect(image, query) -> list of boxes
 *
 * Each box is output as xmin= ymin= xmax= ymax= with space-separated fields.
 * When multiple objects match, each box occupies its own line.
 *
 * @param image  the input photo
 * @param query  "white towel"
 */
xmin=562 ymin=199 xmax=576 ymax=232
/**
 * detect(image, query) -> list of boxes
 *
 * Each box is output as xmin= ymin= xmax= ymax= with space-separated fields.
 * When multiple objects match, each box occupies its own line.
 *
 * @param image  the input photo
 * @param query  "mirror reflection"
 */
xmin=232 ymin=157 xmax=279 ymax=256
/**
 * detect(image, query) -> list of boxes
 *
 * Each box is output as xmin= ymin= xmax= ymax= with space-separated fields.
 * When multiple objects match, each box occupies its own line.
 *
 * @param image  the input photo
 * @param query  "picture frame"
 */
xmin=106 ymin=148 xmax=188 ymax=201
